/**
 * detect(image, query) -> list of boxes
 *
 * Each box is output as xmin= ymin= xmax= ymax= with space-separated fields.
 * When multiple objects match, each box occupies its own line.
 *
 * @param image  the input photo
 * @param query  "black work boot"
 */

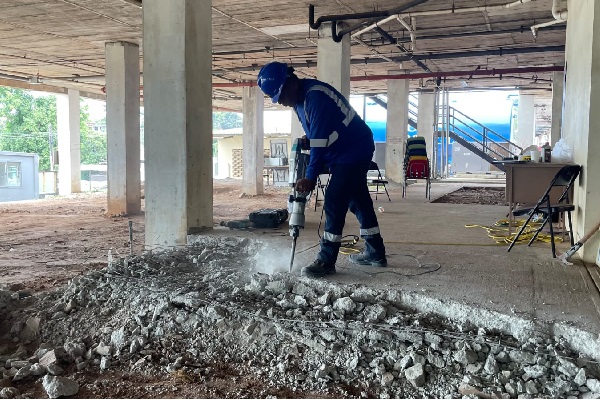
xmin=349 ymin=252 xmax=387 ymax=267
xmin=301 ymin=259 xmax=336 ymax=278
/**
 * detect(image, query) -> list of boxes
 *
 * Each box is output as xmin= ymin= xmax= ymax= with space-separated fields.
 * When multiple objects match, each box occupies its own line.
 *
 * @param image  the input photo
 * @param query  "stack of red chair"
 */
xmin=404 ymin=136 xmax=429 ymax=178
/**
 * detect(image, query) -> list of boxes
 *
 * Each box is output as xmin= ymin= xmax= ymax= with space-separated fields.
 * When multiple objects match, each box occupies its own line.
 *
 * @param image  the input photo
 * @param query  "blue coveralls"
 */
xmin=294 ymin=79 xmax=386 ymax=265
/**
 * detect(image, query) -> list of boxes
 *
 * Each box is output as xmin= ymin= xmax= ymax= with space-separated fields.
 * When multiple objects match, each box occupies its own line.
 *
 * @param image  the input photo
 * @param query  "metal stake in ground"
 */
xmin=128 ymin=220 xmax=133 ymax=255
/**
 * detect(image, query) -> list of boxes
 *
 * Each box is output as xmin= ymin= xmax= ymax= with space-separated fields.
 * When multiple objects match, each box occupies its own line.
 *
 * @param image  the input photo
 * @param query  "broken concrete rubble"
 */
xmin=0 ymin=236 xmax=599 ymax=398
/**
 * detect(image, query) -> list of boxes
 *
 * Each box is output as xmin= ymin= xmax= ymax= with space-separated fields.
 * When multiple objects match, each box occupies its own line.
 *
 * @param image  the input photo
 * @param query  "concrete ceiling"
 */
xmin=0 ymin=0 xmax=566 ymax=111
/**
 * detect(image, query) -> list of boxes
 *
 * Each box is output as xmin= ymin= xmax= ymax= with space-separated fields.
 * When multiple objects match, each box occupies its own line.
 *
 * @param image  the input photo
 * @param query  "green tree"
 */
xmin=213 ymin=112 xmax=242 ymax=130
xmin=0 ymin=87 xmax=105 ymax=171
xmin=0 ymin=88 xmax=57 ymax=170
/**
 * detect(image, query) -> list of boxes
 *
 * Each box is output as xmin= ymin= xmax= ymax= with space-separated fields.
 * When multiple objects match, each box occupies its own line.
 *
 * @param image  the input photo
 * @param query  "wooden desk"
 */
xmin=504 ymin=162 xmax=573 ymax=229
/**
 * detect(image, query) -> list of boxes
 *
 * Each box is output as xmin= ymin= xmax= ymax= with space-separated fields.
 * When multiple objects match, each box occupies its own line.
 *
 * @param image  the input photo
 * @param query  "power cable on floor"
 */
xmin=465 ymin=217 xmax=565 ymax=245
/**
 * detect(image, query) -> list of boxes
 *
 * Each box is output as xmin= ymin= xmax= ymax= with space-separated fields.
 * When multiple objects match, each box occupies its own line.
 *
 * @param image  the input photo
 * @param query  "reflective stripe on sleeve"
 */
xmin=310 ymin=131 xmax=339 ymax=148
xmin=323 ymin=232 xmax=342 ymax=242
xmin=360 ymin=226 xmax=380 ymax=236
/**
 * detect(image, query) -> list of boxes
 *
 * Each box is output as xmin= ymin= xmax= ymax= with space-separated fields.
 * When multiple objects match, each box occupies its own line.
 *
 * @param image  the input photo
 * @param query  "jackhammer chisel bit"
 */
xmin=287 ymin=137 xmax=310 ymax=273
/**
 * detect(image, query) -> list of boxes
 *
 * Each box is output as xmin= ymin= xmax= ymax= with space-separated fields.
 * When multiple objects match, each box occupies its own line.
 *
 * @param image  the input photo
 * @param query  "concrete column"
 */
xmin=385 ymin=77 xmax=410 ymax=183
xmin=143 ymin=0 xmax=213 ymax=247
xmin=418 ymin=92 xmax=436 ymax=158
xmin=242 ymin=86 xmax=264 ymax=196
xmin=291 ymin=114 xmax=304 ymax=141
xmin=562 ymin=0 xmax=600 ymax=263
xmin=317 ymin=22 xmax=351 ymax=98
xmin=105 ymin=41 xmax=141 ymax=215
xmin=56 ymin=89 xmax=81 ymax=195
xmin=514 ymin=93 xmax=535 ymax=150
xmin=550 ymin=71 xmax=564 ymax=145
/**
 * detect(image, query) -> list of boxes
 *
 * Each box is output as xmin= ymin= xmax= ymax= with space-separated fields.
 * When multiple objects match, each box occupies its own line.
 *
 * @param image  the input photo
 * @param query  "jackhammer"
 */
xmin=288 ymin=137 xmax=310 ymax=272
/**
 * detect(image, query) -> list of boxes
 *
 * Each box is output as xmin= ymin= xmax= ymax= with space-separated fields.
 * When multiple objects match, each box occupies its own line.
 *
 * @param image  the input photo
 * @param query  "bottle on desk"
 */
xmin=542 ymin=142 xmax=552 ymax=163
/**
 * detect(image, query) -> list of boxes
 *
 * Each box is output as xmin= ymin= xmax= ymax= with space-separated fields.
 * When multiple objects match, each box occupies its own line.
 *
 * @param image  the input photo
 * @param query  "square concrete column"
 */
xmin=57 ymin=89 xmax=81 ymax=195
xmin=550 ymin=71 xmax=564 ymax=145
xmin=514 ymin=93 xmax=535 ymax=150
xmin=317 ymin=22 xmax=351 ymax=98
xmin=562 ymin=0 xmax=600 ymax=263
xmin=242 ymin=86 xmax=264 ymax=196
xmin=105 ymin=41 xmax=141 ymax=215
xmin=385 ymin=77 xmax=410 ymax=183
xmin=143 ymin=0 xmax=213 ymax=247
xmin=417 ymin=91 xmax=436 ymax=158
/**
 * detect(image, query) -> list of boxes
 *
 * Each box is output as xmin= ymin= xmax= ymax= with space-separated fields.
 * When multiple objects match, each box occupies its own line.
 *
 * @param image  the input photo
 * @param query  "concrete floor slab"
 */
xmin=208 ymin=180 xmax=600 ymax=359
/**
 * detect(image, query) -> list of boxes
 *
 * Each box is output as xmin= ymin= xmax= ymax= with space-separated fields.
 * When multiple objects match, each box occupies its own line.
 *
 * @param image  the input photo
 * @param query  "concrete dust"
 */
xmin=1 ymin=236 xmax=599 ymax=399
xmin=251 ymin=240 xmax=292 ymax=275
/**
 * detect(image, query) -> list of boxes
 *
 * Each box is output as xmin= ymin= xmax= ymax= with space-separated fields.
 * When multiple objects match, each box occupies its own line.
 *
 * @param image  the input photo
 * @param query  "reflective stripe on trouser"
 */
xmin=317 ymin=160 xmax=386 ymax=265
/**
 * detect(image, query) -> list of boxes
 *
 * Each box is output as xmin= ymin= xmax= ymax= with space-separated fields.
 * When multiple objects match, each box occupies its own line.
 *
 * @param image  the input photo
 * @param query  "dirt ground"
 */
xmin=432 ymin=186 xmax=507 ymax=206
xmin=0 ymin=183 xmax=505 ymax=294
xmin=0 ymin=179 xmax=288 ymax=293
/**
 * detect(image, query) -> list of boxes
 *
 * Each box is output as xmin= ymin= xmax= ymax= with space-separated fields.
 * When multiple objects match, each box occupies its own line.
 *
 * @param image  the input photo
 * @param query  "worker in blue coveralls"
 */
xmin=257 ymin=61 xmax=387 ymax=278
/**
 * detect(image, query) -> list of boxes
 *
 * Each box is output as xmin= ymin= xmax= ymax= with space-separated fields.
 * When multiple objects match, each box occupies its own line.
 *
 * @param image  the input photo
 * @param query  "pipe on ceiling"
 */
xmin=211 ymin=65 xmax=563 ymax=88
xmin=215 ymin=45 xmax=565 ymax=74
xmin=328 ymin=0 xmax=431 ymax=42
xmin=531 ymin=0 xmax=567 ymax=36
xmin=372 ymin=26 xmax=431 ymax=72
xmin=351 ymin=0 xmax=536 ymax=39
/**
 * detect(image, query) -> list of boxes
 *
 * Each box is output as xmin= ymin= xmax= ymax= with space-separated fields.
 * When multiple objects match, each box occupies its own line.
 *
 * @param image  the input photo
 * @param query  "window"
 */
xmin=0 ymin=162 xmax=22 ymax=188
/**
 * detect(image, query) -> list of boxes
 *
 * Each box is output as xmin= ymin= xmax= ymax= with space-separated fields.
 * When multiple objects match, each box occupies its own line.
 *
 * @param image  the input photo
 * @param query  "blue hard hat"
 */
xmin=257 ymin=61 xmax=289 ymax=103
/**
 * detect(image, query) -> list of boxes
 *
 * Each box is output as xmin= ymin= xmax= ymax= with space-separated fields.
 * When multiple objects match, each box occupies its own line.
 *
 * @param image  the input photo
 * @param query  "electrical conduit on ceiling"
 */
xmin=209 ymin=65 xmax=564 ymax=88
xmin=530 ymin=0 xmax=567 ymax=36
xmin=350 ymin=0 xmax=538 ymax=38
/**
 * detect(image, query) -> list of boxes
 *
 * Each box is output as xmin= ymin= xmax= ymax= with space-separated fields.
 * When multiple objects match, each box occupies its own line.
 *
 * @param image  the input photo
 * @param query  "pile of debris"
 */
xmin=1 ymin=236 xmax=599 ymax=398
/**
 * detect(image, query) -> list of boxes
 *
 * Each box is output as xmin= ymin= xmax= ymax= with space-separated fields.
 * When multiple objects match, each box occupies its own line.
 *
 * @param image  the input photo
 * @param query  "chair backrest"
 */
xmin=542 ymin=164 xmax=581 ymax=204
xmin=369 ymin=161 xmax=383 ymax=179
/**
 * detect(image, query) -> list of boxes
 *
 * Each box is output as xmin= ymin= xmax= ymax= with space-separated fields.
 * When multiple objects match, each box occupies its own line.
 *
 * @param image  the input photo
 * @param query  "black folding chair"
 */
xmin=368 ymin=161 xmax=391 ymax=202
xmin=507 ymin=164 xmax=581 ymax=257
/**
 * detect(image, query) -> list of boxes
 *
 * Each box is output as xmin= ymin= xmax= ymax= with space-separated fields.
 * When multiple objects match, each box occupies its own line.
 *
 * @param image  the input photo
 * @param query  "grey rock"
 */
xmin=42 ymin=375 xmax=79 ymax=399
xmin=587 ymin=379 xmax=600 ymax=393
xmin=8 ymin=361 xmax=30 ymax=369
xmin=363 ymin=304 xmax=387 ymax=322
xmin=29 ymin=363 xmax=45 ymax=376
xmin=94 ymin=342 xmax=111 ymax=356
xmin=333 ymin=297 xmax=356 ymax=314
xmin=453 ymin=348 xmax=478 ymax=365
xmin=522 ymin=365 xmax=547 ymax=380
xmin=405 ymin=363 xmax=426 ymax=387
xmin=0 ymin=387 xmax=20 ymax=399
xmin=581 ymin=393 xmax=600 ymax=399
xmin=574 ymin=369 xmax=586 ymax=387
xmin=524 ymin=380 xmax=538 ymax=395
xmin=100 ymin=357 xmax=110 ymax=371
xmin=110 ymin=327 xmax=126 ymax=351
xmin=381 ymin=372 xmax=394 ymax=386
xmin=63 ymin=342 xmax=86 ymax=359
xmin=496 ymin=351 xmax=510 ymax=363
xmin=466 ymin=362 xmax=483 ymax=374
xmin=505 ymin=383 xmax=517 ymax=397
xmin=11 ymin=367 xmax=30 ymax=381
xmin=398 ymin=355 xmax=412 ymax=370
xmin=484 ymin=355 xmax=500 ymax=375
xmin=46 ymin=364 xmax=64 ymax=376
xmin=509 ymin=351 xmax=536 ymax=365
xmin=557 ymin=357 xmax=579 ymax=377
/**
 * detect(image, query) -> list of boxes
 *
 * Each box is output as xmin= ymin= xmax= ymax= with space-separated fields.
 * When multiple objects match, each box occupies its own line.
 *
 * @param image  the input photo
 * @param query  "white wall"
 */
xmin=0 ymin=152 xmax=39 ymax=202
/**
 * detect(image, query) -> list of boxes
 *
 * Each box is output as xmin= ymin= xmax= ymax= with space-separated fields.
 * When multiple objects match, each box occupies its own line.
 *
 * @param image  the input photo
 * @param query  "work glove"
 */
xmin=295 ymin=178 xmax=316 ymax=193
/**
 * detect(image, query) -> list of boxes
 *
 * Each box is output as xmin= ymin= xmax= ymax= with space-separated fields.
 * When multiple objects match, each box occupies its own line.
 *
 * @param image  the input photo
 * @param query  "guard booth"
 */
xmin=0 ymin=151 xmax=39 ymax=202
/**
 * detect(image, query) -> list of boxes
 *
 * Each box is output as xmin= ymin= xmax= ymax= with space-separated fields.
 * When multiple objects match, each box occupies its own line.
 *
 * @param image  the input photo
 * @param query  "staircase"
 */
xmin=439 ymin=106 xmax=522 ymax=172
xmin=369 ymin=95 xmax=522 ymax=172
